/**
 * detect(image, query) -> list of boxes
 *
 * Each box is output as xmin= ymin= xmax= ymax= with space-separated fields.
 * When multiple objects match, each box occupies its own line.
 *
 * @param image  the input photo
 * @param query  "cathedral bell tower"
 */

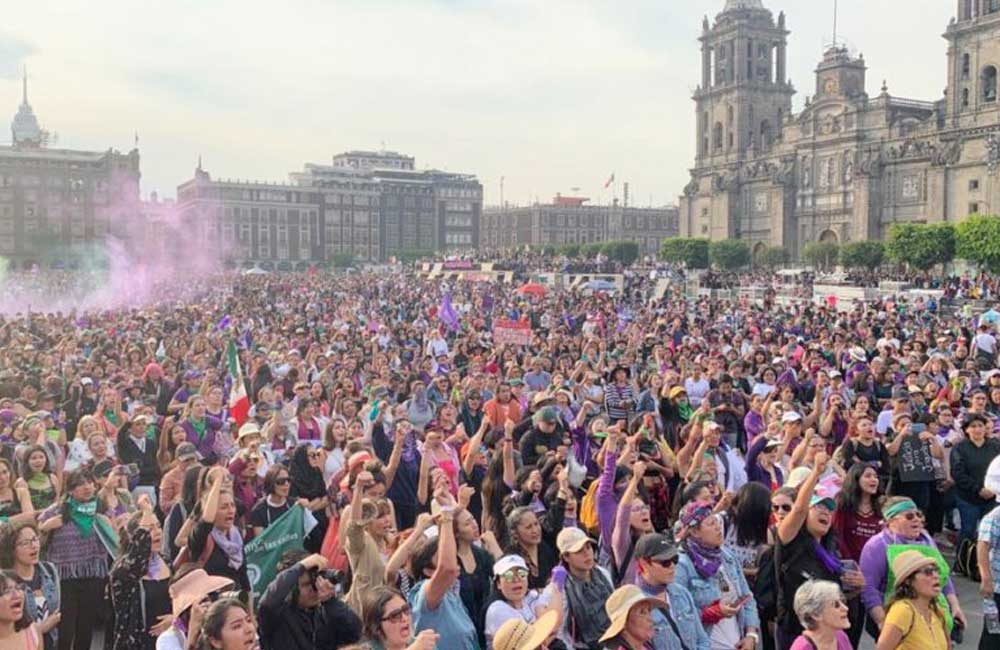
xmin=694 ymin=0 xmax=795 ymax=165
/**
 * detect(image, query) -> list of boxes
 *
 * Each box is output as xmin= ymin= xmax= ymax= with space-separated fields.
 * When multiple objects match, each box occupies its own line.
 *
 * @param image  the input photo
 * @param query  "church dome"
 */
xmin=723 ymin=0 xmax=765 ymax=11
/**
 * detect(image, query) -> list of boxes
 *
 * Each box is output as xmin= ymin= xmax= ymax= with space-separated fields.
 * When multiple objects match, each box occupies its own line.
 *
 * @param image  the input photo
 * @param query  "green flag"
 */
xmin=244 ymin=504 xmax=307 ymax=599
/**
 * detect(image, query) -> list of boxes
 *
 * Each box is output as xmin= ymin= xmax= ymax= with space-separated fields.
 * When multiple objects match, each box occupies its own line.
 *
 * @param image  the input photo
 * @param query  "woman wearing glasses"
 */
xmin=858 ymin=496 xmax=965 ymax=636
xmin=483 ymin=555 xmax=562 ymax=650
xmin=788 ymin=580 xmax=852 ymax=650
xmin=0 ymin=522 xmax=59 ymax=650
xmin=875 ymin=551 xmax=950 ymax=650
xmin=360 ymin=587 xmax=438 ymax=650
xmin=0 ymin=570 xmax=42 ymax=650
xmin=288 ymin=444 xmax=330 ymax=552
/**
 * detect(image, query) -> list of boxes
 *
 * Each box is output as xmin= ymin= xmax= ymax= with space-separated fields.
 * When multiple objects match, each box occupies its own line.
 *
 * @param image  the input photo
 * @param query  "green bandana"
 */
xmin=104 ymin=410 xmax=120 ymax=426
xmin=677 ymin=402 xmax=694 ymax=421
xmin=190 ymin=418 xmax=207 ymax=440
xmin=67 ymin=497 xmax=98 ymax=538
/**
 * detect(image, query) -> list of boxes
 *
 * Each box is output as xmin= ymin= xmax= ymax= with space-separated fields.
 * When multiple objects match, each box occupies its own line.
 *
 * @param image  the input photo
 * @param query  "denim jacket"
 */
xmin=636 ymin=578 xmax=710 ymax=650
xmin=675 ymin=548 xmax=760 ymax=635
xmin=20 ymin=561 xmax=60 ymax=646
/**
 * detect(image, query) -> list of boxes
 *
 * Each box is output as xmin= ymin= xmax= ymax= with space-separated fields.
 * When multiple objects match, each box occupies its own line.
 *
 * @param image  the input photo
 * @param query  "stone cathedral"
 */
xmin=679 ymin=0 xmax=1000 ymax=261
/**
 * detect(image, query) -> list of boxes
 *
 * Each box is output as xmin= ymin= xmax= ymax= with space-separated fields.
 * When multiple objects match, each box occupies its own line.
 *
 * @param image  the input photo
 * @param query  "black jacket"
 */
xmin=116 ymin=434 xmax=161 ymax=486
xmin=258 ymin=564 xmax=362 ymax=650
xmin=950 ymin=437 xmax=1000 ymax=505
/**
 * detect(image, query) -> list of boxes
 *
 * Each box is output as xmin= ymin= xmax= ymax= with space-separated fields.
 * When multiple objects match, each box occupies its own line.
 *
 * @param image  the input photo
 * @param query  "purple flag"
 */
xmin=213 ymin=315 xmax=232 ymax=333
xmin=439 ymin=293 xmax=460 ymax=332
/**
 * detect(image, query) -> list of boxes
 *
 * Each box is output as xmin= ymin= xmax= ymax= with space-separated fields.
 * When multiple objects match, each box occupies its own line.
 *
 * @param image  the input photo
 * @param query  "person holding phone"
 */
xmin=674 ymin=500 xmax=760 ymax=650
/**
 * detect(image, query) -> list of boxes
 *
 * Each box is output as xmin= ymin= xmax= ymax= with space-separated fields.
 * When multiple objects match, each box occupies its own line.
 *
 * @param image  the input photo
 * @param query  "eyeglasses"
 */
xmin=832 ymin=598 xmax=849 ymax=609
xmin=274 ymin=478 xmax=290 ymax=486
xmin=0 ymin=586 xmax=19 ymax=599
xmin=15 ymin=537 xmax=40 ymax=548
xmin=631 ymin=503 xmax=651 ymax=513
xmin=918 ymin=566 xmax=940 ymax=577
xmin=772 ymin=503 xmax=793 ymax=513
xmin=500 ymin=568 xmax=529 ymax=582
xmin=381 ymin=604 xmax=411 ymax=623
xmin=652 ymin=557 xmax=679 ymax=568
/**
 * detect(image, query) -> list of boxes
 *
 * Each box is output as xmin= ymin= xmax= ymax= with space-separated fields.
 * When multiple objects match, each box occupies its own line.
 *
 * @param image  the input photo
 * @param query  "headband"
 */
xmin=679 ymin=501 xmax=714 ymax=533
xmin=883 ymin=499 xmax=918 ymax=520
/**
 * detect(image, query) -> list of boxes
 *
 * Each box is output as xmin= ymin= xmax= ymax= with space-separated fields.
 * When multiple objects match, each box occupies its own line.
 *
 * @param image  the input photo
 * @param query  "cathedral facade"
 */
xmin=679 ymin=0 xmax=1000 ymax=261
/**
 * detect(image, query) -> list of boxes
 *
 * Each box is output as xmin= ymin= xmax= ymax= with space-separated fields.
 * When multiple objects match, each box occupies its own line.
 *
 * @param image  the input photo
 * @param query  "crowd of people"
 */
xmin=0 ymin=257 xmax=997 ymax=650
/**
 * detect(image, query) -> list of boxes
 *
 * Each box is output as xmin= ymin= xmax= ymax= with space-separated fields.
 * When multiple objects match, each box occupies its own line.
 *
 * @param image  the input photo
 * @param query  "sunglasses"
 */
xmin=652 ymin=556 xmax=679 ymax=568
xmin=274 ymin=478 xmax=290 ymax=486
xmin=918 ymin=565 xmax=940 ymax=577
xmin=772 ymin=503 xmax=793 ymax=513
xmin=500 ymin=568 xmax=529 ymax=582
xmin=381 ymin=604 xmax=411 ymax=623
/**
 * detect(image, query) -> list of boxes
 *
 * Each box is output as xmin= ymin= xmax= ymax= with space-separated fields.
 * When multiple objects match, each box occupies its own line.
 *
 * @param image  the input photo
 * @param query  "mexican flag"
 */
xmin=226 ymin=340 xmax=250 ymax=426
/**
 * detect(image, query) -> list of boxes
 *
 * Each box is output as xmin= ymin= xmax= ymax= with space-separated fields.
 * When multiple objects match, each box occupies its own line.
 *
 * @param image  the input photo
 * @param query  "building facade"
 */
xmin=679 ymin=0 xmax=1000 ymax=261
xmin=481 ymin=195 xmax=678 ymax=256
xmin=176 ymin=152 xmax=481 ymax=266
xmin=0 ymin=74 xmax=141 ymax=267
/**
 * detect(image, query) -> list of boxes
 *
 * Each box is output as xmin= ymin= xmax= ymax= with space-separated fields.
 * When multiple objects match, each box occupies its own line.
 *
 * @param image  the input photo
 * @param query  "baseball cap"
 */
xmin=892 ymin=387 xmax=910 ymax=401
xmin=634 ymin=533 xmax=679 ymax=562
xmin=810 ymin=494 xmax=836 ymax=510
xmin=781 ymin=411 xmax=803 ymax=423
xmin=556 ymin=527 xmax=596 ymax=555
xmin=175 ymin=442 xmax=199 ymax=462
xmin=494 ymin=555 xmax=529 ymax=577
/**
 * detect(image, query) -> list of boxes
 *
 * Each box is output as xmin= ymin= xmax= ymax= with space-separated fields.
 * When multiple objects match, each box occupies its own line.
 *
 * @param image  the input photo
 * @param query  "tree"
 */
xmin=838 ymin=241 xmax=884 ymax=270
xmin=802 ymin=242 xmax=840 ymax=271
xmin=558 ymin=243 xmax=581 ymax=258
xmin=956 ymin=214 xmax=1000 ymax=271
xmin=330 ymin=253 xmax=356 ymax=268
xmin=885 ymin=223 xmax=955 ymax=271
xmin=395 ymin=249 xmax=435 ymax=264
xmin=601 ymin=241 xmax=641 ymax=265
xmin=660 ymin=237 xmax=709 ymax=269
xmin=709 ymin=239 xmax=750 ymax=270
xmin=761 ymin=246 xmax=789 ymax=269
xmin=580 ymin=242 xmax=604 ymax=258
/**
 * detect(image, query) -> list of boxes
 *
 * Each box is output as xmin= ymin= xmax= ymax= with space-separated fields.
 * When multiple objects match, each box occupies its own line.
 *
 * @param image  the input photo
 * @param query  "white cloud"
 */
xmin=1 ymin=0 xmax=955 ymax=207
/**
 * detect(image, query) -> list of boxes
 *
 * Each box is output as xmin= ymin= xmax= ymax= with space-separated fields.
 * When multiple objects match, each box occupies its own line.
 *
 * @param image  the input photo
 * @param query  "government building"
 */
xmin=679 ymin=0 xmax=1000 ymax=261
xmin=175 ymin=150 xmax=482 ymax=267
xmin=0 ymin=73 xmax=141 ymax=267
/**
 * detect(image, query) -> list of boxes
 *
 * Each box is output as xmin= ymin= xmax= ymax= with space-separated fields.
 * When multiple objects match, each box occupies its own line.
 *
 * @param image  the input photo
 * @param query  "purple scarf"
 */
xmin=685 ymin=538 xmax=722 ymax=579
xmin=813 ymin=539 xmax=842 ymax=576
xmin=211 ymin=526 xmax=245 ymax=570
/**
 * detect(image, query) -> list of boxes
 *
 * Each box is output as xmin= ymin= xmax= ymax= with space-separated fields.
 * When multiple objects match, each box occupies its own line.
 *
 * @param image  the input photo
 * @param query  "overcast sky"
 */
xmin=2 ymin=0 xmax=954 ymax=207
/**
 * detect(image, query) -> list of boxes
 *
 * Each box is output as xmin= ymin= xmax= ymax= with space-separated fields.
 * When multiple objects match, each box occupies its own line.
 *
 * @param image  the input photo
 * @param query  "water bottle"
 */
xmin=985 ymin=597 xmax=1000 ymax=635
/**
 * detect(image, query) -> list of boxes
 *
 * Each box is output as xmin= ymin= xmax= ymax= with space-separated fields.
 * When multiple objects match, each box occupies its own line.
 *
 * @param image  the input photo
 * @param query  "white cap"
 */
xmin=493 ymin=554 xmax=529 ymax=577
xmin=781 ymin=411 xmax=803 ymax=423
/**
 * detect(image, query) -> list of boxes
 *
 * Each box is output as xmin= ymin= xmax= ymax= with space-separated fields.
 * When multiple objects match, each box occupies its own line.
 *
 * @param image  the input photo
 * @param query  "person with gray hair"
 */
xmin=790 ymin=580 xmax=852 ymax=649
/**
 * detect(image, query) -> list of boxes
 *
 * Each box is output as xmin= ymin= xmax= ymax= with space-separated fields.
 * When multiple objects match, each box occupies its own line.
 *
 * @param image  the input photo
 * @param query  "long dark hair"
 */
xmin=20 ymin=445 xmax=50 ymax=481
xmin=837 ymin=463 xmax=881 ymax=516
xmin=197 ymin=597 xmax=249 ymax=650
xmin=59 ymin=469 xmax=97 ymax=522
xmin=181 ymin=465 xmax=206 ymax=513
xmin=730 ymin=481 xmax=770 ymax=547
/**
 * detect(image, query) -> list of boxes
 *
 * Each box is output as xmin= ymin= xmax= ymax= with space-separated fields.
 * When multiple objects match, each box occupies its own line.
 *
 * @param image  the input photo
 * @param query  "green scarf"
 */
xmin=190 ymin=418 xmax=207 ymax=441
xmin=104 ymin=410 xmax=120 ymax=426
xmin=677 ymin=402 xmax=693 ymax=421
xmin=67 ymin=497 xmax=98 ymax=538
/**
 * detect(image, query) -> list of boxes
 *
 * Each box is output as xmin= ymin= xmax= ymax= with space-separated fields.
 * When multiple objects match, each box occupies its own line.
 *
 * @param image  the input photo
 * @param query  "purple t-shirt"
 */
xmin=789 ymin=631 xmax=851 ymax=650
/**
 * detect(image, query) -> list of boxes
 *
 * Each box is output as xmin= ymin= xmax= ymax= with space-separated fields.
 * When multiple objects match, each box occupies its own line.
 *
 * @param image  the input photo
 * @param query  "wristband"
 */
xmin=746 ymin=632 xmax=759 ymax=645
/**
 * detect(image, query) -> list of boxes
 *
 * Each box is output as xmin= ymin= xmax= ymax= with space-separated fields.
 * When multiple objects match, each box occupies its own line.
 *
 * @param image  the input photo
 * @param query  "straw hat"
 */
xmin=599 ymin=585 xmax=667 ymax=642
xmin=493 ymin=610 xmax=559 ymax=650
xmin=891 ymin=550 xmax=939 ymax=589
xmin=169 ymin=569 xmax=234 ymax=618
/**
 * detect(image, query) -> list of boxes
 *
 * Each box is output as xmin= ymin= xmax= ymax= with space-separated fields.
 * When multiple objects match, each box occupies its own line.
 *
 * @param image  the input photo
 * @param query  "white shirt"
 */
xmin=484 ymin=590 xmax=547 ymax=649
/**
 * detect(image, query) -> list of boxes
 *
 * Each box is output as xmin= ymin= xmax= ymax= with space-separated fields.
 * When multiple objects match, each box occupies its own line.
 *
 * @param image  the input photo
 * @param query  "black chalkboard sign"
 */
xmin=897 ymin=435 xmax=935 ymax=483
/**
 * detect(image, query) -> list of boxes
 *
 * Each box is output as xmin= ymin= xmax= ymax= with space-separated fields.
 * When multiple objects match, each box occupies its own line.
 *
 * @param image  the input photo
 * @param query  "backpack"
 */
xmin=579 ymin=479 xmax=601 ymax=536
xmin=752 ymin=544 xmax=777 ymax=623
xmin=954 ymin=538 xmax=981 ymax=582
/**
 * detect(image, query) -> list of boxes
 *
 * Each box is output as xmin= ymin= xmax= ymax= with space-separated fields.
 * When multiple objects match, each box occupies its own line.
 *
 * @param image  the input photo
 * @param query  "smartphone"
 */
xmin=911 ymin=423 xmax=927 ymax=434
xmin=122 ymin=463 xmax=140 ymax=478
